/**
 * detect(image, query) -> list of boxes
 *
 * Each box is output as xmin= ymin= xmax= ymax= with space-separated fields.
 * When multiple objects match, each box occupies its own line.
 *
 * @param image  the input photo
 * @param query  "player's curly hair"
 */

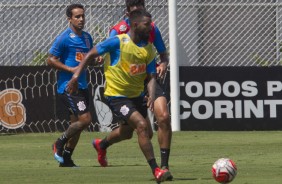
xmin=66 ymin=4 xmax=84 ymax=18
xmin=125 ymin=0 xmax=145 ymax=12
xmin=128 ymin=8 xmax=151 ymax=25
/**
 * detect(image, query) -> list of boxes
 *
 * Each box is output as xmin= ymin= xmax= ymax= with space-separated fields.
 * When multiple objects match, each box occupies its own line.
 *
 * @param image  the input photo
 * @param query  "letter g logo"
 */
xmin=0 ymin=89 xmax=26 ymax=129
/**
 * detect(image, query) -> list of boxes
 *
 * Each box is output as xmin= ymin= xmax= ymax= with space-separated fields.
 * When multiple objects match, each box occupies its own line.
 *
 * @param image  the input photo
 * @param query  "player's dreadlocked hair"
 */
xmin=125 ymin=0 xmax=145 ymax=12
xmin=66 ymin=4 xmax=84 ymax=18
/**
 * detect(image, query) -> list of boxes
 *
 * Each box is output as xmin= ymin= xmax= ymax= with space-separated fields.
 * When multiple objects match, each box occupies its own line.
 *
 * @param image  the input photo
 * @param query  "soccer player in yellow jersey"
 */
xmin=67 ymin=9 xmax=170 ymax=182
xmin=108 ymin=1 xmax=173 ymax=180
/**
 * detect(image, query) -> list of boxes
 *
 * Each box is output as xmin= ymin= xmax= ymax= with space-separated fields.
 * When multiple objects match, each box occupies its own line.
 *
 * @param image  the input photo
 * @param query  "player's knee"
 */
xmin=79 ymin=113 xmax=92 ymax=127
xmin=157 ymin=115 xmax=172 ymax=132
xmin=156 ymin=111 xmax=170 ymax=125
xmin=135 ymin=121 xmax=150 ymax=134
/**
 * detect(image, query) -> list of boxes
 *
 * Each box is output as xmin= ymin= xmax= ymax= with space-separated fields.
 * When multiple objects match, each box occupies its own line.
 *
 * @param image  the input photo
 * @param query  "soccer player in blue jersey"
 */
xmin=93 ymin=0 xmax=173 ymax=180
xmin=67 ymin=9 xmax=170 ymax=182
xmin=47 ymin=4 xmax=93 ymax=167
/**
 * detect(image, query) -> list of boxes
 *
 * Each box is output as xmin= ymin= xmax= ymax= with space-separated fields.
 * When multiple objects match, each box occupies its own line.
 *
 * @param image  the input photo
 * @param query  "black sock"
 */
xmin=55 ymin=133 xmax=68 ymax=156
xmin=148 ymin=158 xmax=158 ymax=173
xmin=63 ymin=147 xmax=74 ymax=160
xmin=100 ymin=137 xmax=111 ymax=150
xmin=59 ymin=133 xmax=68 ymax=145
xmin=160 ymin=148 xmax=170 ymax=168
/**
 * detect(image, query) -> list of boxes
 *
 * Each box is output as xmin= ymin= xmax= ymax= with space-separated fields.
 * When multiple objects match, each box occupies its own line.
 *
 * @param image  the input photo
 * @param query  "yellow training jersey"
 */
xmin=103 ymin=34 xmax=156 ymax=98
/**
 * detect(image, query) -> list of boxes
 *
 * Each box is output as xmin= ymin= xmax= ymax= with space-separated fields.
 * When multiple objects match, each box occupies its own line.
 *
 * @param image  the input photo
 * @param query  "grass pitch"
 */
xmin=0 ymin=131 xmax=282 ymax=184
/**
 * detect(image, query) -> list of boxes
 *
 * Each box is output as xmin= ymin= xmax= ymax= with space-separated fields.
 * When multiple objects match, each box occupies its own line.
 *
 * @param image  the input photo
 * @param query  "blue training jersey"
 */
xmin=49 ymin=27 xmax=93 ymax=94
xmin=109 ymin=18 xmax=166 ymax=54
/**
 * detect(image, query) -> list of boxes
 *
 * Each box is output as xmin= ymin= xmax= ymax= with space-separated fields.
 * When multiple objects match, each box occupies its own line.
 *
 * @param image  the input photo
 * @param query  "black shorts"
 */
xmin=58 ymin=89 xmax=90 ymax=116
xmin=106 ymin=96 xmax=147 ymax=121
xmin=144 ymin=79 xmax=166 ymax=99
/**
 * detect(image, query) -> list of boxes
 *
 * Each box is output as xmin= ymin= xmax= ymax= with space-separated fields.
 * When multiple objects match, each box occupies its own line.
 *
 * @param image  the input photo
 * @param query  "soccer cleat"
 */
xmin=52 ymin=139 xmax=64 ymax=164
xmin=161 ymin=166 xmax=173 ymax=181
xmin=59 ymin=159 xmax=78 ymax=167
xmin=154 ymin=167 xmax=171 ymax=182
xmin=92 ymin=139 xmax=108 ymax=167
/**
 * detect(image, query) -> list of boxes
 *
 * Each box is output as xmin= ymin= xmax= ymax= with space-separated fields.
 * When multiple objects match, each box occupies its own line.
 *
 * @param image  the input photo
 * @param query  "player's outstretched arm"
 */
xmin=67 ymin=47 xmax=100 ymax=94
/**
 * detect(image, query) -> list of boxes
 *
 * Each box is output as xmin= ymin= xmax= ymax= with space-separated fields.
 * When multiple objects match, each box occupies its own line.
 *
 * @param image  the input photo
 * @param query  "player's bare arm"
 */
xmin=156 ymin=52 xmax=169 ymax=78
xmin=47 ymin=54 xmax=77 ymax=73
xmin=146 ymin=73 xmax=156 ymax=111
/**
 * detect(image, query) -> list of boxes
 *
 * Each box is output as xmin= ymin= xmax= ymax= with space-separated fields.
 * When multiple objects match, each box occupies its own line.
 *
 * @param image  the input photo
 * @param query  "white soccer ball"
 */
xmin=212 ymin=158 xmax=237 ymax=183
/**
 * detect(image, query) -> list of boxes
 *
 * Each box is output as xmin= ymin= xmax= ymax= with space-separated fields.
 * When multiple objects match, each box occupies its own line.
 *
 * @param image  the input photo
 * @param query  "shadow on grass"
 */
xmin=173 ymin=177 xmax=212 ymax=181
xmin=0 ymin=133 xmax=16 ymax=136
xmin=90 ymin=164 xmax=147 ymax=167
xmin=151 ymin=177 xmax=213 ymax=182
xmin=150 ymin=177 xmax=199 ymax=182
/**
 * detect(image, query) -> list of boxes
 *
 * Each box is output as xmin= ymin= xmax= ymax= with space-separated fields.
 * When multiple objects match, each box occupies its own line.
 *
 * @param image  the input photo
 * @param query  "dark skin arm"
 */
xmin=67 ymin=46 xmax=100 ymax=94
xmin=47 ymin=54 xmax=77 ymax=73
xmin=156 ymin=51 xmax=169 ymax=79
xmin=146 ymin=73 xmax=157 ymax=111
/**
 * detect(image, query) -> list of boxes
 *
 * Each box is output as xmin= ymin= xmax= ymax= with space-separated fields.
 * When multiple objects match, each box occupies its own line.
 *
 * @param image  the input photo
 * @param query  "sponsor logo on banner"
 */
xmin=179 ymin=80 xmax=282 ymax=120
xmin=0 ymin=89 xmax=26 ymax=129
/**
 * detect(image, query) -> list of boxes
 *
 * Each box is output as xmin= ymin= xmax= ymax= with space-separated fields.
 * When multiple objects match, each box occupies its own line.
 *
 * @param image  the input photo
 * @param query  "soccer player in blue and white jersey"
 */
xmin=47 ymin=4 xmax=93 ymax=167
xmin=67 ymin=9 xmax=170 ymax=182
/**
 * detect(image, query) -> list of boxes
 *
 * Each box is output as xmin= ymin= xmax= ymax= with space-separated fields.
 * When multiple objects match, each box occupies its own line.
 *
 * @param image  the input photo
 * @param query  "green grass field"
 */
xmin=1 ymin=131 xmax=282 ymax=184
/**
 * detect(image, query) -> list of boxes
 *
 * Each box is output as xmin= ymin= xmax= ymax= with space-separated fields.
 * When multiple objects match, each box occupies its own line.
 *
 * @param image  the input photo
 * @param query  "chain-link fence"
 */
xmin=178 ymin=0 xmax=281 ymax=66
xmin=2 ymin=0 xmax=282 ymax=133
xmin=1 ymin=0 xmax=282 ymax=66
xmin=0 ymin=0 xmax=167 ymax=65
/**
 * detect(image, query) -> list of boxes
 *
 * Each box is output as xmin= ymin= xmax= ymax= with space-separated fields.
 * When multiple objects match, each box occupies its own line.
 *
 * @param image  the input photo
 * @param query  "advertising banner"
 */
xmin=0 ymin=66 xmax=55 ymax=132
xmin=180 ymin=67 xmax=282 ymax=130
xmin=2 ymin=66 xmax=282 ymax=132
